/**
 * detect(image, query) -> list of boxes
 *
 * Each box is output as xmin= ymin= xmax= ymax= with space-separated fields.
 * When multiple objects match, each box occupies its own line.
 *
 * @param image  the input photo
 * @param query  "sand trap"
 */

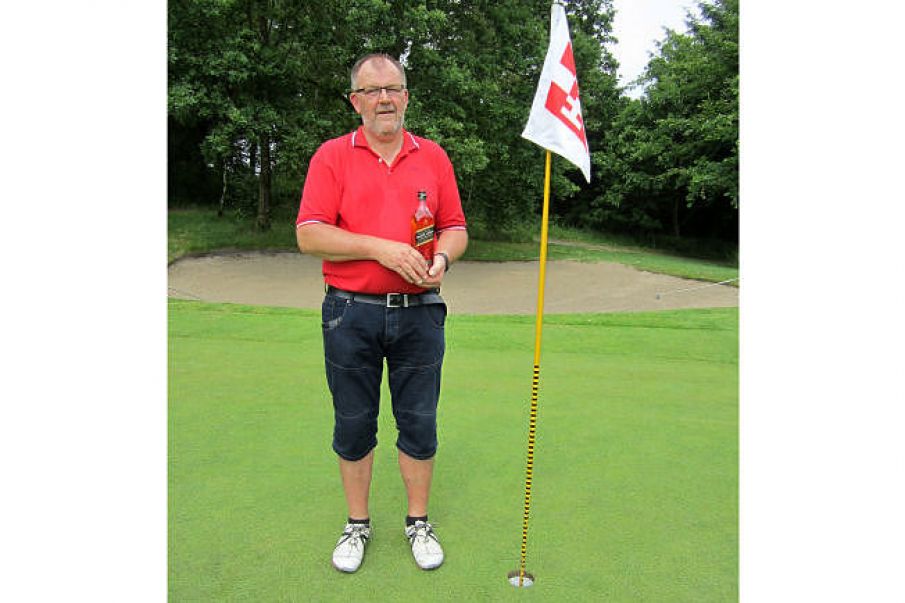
xmin=168 ymin=251 xmax=738 ymax=314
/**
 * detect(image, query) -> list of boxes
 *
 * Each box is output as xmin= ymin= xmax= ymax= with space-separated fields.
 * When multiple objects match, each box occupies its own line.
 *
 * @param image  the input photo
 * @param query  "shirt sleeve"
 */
xmin=434 ymin=147 xmax=467 ymax=232
xmin=296 ymin=144 xmax=340 ymax=227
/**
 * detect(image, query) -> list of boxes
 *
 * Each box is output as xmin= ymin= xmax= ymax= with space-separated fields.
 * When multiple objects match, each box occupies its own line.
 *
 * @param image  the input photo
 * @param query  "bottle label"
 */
xmin=414 ymin=224 xmax=435 ymax=247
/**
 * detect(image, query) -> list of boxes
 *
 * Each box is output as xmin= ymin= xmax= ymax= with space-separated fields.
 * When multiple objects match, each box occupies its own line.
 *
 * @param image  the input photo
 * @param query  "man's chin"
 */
xmin=366 ymin=121 xmax=403 ymax=139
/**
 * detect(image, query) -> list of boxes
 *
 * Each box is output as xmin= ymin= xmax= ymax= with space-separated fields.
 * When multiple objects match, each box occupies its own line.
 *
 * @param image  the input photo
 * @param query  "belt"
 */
xmin=326 ymin=286 xmax=443 ymax=308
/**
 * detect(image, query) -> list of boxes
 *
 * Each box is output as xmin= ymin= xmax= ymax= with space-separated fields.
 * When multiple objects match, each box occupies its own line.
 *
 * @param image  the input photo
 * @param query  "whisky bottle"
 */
xmin=411 ymin=190 xmax=435 ymax=262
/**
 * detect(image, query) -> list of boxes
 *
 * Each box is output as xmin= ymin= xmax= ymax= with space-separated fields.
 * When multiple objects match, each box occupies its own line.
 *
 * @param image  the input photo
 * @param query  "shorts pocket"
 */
xmin=425 ymin=302 xmax=447 ymax=329
xmin=322 ymin=296 xmax=351 ymax=331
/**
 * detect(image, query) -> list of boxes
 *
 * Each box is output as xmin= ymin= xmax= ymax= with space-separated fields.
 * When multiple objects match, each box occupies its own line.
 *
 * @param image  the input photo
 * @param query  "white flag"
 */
xmin=522 ymin=3 xmax=591 ymax=183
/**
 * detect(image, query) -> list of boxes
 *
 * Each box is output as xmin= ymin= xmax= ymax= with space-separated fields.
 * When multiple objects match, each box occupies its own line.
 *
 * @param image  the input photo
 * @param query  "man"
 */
xmin=295 ymin=53 xmax=468 ymax=574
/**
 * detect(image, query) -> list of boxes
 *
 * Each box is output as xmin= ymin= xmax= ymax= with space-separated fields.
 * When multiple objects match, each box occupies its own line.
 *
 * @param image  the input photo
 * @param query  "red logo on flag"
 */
xmin=543 ymin=43 xmax=588 ymax=150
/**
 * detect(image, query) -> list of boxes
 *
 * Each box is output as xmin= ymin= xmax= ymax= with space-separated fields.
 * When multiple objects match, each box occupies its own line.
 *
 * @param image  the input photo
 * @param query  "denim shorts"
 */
xmin=321 ymin=292 xmax=447 ymax=461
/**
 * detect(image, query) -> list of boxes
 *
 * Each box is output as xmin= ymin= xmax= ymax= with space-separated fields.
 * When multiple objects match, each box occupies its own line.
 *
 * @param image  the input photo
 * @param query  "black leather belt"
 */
xmin=326 ymin=286 xmax=443 ymax=308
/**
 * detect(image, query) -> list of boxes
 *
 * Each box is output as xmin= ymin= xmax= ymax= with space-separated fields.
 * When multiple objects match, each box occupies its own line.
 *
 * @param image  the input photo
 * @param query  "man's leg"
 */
xmin=398 ymin=449 xmax=443 ymax=570
xmin=397 ymin=450 xmax=433 ymax=517
xmin=387 ymin=302 xmax=447 ymax=569
xmin=323 ymin=297 xmax=383 ymax=516
xmin=322 ymin=297 xmax=383 ymax=573
xmin=332 ymin=449 xmax=376 ymax=573
xmin=340 ymin=449 xmax=375 ymax=520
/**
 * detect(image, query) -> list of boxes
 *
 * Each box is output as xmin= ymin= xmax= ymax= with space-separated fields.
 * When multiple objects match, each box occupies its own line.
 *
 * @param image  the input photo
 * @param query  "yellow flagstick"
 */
xmin=515 ymin=150 xmax=553 ymax=588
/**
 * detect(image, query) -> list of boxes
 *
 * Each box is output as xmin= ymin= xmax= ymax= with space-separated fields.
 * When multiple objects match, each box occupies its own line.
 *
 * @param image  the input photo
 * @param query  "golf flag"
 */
xmin=522 ymin=3 xmax=591 ymax=183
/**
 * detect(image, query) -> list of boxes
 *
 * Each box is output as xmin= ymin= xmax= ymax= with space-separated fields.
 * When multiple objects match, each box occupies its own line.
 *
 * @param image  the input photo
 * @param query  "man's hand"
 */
xmin=297 ymin=223 xmax=466 ymax=289
xmin=374 ymin=239 xmax=430 ymax=285
xmin=419 ymin=254 xmax=447 ymax=289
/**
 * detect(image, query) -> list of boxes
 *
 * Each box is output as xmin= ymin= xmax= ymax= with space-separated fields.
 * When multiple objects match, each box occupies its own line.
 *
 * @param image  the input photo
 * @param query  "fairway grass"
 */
xmin=169 ymin=300 xmax=737 ymax=601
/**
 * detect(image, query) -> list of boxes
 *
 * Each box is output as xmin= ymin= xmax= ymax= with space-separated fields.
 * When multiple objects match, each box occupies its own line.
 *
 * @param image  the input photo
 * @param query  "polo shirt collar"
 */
xmin=351 ymin=126 xmax=420 ymax=158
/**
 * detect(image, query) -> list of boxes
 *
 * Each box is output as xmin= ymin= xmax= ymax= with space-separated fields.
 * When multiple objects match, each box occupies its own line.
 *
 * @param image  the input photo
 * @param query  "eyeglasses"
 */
xmin=351 ymin=85 xmax=406 ymax=98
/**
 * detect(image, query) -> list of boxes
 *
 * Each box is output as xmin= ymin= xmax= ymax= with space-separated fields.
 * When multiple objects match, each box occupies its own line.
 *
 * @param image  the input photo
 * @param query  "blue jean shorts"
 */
xmin=321 ymin=292 xmax=447 ymax=461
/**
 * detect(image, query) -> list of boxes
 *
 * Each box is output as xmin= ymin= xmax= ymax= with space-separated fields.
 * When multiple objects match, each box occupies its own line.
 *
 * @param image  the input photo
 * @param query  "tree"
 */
xmin=403 ymin=0 xmax=621 ymax=236
xmin=645 ymin=0 xmax=738 ymax=236
xmin=169 ymin=0 xmax=321 ymax=230
xmin=168 ymin=1 xmax=623 ymax=240
xmin=549 ymin=0 xmax=624 ymax=228
xmin=582 ymin=0 xmax=738 ymax=242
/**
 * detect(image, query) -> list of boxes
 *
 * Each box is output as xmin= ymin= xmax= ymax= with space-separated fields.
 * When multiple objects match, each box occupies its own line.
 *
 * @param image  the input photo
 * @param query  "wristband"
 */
xmin=435 ymin=252 xmax=450 ymax=273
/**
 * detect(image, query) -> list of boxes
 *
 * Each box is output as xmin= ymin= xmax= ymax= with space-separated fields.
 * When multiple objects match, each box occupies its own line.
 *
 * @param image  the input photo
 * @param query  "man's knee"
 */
xmin=395 ymin=411 xmax=437 ymax=460
xmin=333 ymin=410 xmax=378 ymax=461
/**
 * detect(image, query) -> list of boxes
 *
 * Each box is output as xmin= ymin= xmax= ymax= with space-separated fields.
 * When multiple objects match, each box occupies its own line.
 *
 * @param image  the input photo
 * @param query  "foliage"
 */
xmin=574 ymin=0 xmax=739 ymax=241
xmin=168 ymin=0 xmax=738 ymax=244
xmin=168 ymin=1 xmax=621 ymax=234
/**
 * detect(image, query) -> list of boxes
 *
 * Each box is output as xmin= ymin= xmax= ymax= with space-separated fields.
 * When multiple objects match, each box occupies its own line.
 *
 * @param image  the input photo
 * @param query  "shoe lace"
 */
xmin=409 ymin=521 xmax=437 ymax=544
xmin=339 ymin=524 xmax=369 ymax=549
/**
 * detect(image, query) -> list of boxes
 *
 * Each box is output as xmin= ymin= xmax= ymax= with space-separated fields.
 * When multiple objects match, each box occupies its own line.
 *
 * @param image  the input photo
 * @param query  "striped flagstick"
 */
xmin=513 ymin=2 xmax=591 ymax=587
xmin=510 ymin=150 xmax=552 ymax=588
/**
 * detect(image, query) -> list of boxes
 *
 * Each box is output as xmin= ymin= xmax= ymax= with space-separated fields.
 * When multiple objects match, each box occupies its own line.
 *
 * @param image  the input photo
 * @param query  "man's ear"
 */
xmin=349 ymin=93 xmax=362 ymax=115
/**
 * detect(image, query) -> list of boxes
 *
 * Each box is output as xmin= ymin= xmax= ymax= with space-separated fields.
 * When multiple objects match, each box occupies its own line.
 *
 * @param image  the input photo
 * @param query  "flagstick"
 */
xmin=517 ymin=150 xmax=552 ymax=587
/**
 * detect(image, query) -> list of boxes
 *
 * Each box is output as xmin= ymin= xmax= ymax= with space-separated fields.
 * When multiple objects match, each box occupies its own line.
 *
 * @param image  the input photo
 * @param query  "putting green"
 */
xmin=169 ymin=300 xmax=737 ymax=601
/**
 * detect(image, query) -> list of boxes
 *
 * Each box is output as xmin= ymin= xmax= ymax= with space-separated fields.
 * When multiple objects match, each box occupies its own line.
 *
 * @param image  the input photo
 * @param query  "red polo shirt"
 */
xmin=296 ymin=127 xmax=467 ymax=294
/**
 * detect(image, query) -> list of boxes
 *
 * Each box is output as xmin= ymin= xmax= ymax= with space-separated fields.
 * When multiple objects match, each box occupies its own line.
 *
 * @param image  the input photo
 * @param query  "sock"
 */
xmin=348 ymin=517 xmax=370 ymax=526
xmin=406 ymin=515 xmax=428 ymax=526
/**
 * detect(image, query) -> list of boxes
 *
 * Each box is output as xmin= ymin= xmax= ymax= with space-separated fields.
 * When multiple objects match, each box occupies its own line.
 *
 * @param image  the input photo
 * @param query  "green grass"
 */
xmin=169 ymin=299 xmax=738 ymax=601
xmin=464 ymin=236 xmax=738 ymax=285
xmin=168 ymin=208 xmax=299 ymax=263
xmin=168 ymin=208 xmax=739 ymax=285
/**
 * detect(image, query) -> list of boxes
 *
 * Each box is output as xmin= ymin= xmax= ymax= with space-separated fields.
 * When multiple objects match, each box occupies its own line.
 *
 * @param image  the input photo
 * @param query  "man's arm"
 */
xmin=423 ymin=229 xmax=469 ymax=287
xmin=431 ymin=229 xmax=468 ymax=273
xmin=296 ymin=223 xmax=430 ymax=285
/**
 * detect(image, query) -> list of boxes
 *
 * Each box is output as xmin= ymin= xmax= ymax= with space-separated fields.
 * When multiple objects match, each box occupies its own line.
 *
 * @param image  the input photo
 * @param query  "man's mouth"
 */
xmin=376 ymin=106 xmax=395 ymax=116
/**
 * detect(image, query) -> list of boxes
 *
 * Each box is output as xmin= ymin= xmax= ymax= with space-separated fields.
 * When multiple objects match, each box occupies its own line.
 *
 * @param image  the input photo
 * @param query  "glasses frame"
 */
xmin=350 ymin=85 xmax=407 ymax=99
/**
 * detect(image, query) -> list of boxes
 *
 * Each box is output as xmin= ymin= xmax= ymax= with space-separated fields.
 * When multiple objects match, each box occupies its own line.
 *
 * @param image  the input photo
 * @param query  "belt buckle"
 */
xmin=386 ymin=293 xmax=408 ymax=308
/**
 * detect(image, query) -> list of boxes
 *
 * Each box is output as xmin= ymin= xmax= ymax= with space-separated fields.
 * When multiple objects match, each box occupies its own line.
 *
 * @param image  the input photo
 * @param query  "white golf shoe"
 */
xmin=405 ymin=520 xmax=444 ymax=570
xmin=332 ymin=523 xmax=370 ymax=573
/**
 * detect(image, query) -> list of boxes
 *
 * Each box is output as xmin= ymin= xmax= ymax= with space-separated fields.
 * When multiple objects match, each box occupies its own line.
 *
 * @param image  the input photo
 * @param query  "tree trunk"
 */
xmin=217 ymin=158 xmax=228 ymax=218
xmin=257 ymin=135 xmax=272 ymax=231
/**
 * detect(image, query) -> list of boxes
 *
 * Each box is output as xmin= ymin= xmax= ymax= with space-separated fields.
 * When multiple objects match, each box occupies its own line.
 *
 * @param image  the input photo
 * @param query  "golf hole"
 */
xmin=507 ymin=570 xmax=535 ymax=588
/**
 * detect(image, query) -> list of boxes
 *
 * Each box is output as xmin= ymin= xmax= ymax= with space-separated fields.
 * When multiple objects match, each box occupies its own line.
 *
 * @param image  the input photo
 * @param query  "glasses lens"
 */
xmin=362 ymin=86 xmax=404 ymax=97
